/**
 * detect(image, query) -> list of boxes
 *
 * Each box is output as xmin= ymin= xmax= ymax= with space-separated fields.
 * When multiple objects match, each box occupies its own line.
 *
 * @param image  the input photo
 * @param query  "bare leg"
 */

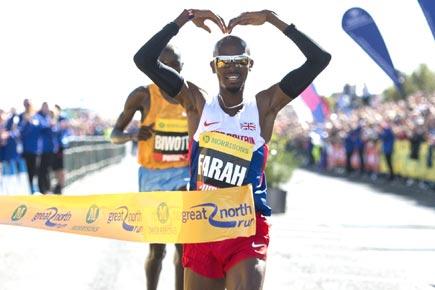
xmin=174 ymin=244 xmax=184 ymax=290
xmin=184 ymin=268 xmax=225 ymax=290
xmin=54 ymin=169 xmax=65 ymax=193
xmin=145 ymin=243 xmax=166 ymax=290
xmin=225 ymin=258 xmax=266 ymax=290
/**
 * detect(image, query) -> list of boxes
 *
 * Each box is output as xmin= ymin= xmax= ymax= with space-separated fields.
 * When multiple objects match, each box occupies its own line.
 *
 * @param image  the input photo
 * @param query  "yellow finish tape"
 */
xmin=0 ymin=185 xmax=256 ymax=243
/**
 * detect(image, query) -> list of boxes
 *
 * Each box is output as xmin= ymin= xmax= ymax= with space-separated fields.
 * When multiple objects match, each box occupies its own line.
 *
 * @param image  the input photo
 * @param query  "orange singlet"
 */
xmin=137 ymin=84 xmax=189 ymax=169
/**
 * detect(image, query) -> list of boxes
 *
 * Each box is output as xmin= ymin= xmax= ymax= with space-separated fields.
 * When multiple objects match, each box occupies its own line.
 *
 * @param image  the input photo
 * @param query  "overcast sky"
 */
xmin=1 ymin=0 xmax=434 ymax=118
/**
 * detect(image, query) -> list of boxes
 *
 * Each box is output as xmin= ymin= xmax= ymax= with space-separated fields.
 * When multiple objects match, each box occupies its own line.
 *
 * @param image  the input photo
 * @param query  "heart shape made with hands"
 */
xmin=185 ymin=9 xmax=273 ymax=34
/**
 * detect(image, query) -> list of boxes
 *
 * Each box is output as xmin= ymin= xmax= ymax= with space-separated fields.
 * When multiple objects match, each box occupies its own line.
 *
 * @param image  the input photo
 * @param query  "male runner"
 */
xmin=111 ymin=45 xmax=188 ymax=290
xmin=134 ymin=9 xmax=331 ymax=290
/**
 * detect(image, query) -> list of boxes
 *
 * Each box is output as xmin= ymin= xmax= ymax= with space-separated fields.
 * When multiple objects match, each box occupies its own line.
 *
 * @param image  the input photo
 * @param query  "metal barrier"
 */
xmin=0 ymin=137 xmax=126 ymax=194
xmin=63 ymin=136 xmax=126 ymax=185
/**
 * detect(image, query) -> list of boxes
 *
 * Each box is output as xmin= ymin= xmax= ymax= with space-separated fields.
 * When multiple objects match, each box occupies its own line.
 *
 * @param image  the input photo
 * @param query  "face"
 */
xmin=23 ymin=99 xmax=32 ymax=110
xmin=41 ymin=102 xmax=49 ymax=114
xmin=159 ymin=48 xmax=182 ymax=73
xmin=211 ymin=37 xmax=253 ymax=93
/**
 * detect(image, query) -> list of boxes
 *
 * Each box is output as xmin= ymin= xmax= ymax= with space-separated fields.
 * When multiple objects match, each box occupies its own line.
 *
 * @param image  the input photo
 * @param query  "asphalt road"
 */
xmin=1 ymin=157 xmax=435 ymax=290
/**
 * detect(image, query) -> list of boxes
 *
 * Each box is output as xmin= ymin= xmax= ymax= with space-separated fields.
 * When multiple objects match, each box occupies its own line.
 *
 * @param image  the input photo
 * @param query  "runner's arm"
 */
xmin=133 ymin=22 xmax=184 ymax=99
xmin=260 ymin=11 xmax=331 ymax=113
xmin=111 ymin=87 xmax=148 ymax=144
xmin=133 ymin=9 xmax=225 ymax=109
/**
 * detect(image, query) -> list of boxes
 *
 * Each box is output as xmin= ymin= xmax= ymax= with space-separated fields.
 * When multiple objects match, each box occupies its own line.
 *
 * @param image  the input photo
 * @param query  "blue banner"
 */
xmin=342 ymin=7 xmax=403 ymax=94
xmin=418 ymin=0 xmax=435 ymax=40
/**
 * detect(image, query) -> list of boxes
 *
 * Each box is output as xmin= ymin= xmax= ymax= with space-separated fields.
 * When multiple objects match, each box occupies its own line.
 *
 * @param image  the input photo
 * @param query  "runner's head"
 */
xmin=159 ymin=44 xmax=183 ymax=73
xmin=211 ymin=35 xmax=253 ymax=93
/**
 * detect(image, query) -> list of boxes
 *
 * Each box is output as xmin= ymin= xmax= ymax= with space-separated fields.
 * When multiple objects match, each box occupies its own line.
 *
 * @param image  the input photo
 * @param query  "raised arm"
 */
xmin=133 ymin=9 xmax=226 ymax=104
xmin=229 ymin=10 xmax=331 ymax=113
xmin=111 ymin=87 xmax=149 ymax=144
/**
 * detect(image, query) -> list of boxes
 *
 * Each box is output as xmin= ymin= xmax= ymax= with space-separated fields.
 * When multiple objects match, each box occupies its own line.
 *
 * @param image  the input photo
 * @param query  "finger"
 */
xmin=145 ymin=122 xmax=155 ymax=130
xmin=137 ymin=134 xmax=151 ymax=141
xmin=227 ymin=17 xmax=242 ymax=33
xmin=194 ymin=20 xmax=211 ymax=33
xmin=216 ymin=14 xmax=227 ymax=33
xmin=138 ymin=130 xmax=152 ymax=139
xmin=138 ymin=128 xmax=151 ymax=135
xmin=203 ymin=10 xmax=226 ymax=33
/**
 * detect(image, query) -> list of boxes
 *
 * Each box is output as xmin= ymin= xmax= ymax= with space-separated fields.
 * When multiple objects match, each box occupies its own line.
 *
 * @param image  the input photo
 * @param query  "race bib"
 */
xmin=153 ymin=118 xmax=189 ymax=162
xmin=197 ymin=131 xmax=254 ymax=190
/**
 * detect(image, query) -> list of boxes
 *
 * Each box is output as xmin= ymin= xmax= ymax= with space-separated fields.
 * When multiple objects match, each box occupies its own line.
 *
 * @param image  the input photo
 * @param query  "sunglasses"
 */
xmin=214 ymin=55 xmax=251 ymax=69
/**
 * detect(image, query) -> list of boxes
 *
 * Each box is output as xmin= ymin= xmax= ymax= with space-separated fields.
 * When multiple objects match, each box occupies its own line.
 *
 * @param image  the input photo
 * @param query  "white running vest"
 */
xmin=194 ymin=96 xmax=265 ymax=150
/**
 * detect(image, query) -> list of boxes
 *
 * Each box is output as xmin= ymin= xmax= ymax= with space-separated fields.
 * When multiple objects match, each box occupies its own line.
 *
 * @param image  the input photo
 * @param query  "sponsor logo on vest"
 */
xmin=181 ymin=203 xmax=254 ymax=228
xmin=11 ymin=205 xmax=27 ymax=221
xmin=107 ymin=206 xmax=143 ymax=233
xmin=215 ymin=131 xmax=255 ymax=144
xmin=198 ymin=154 xmax=247 ymax=186
xmin=155 ymin=135 xmax=189 ymax=152
xmin=31 ymin=207 xmax=72 ymax=228
xmin=157 ymin=121 xmax=187 ymax=131
xmin=158 ymin=122 xmax=166 ymax=129
xmin=204 ymin=120 xmax=220 ymax=127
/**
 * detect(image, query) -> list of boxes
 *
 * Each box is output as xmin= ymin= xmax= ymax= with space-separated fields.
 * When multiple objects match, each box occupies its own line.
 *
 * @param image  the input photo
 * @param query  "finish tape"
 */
xmin=0 ymin=185 xmax=256 ymax=243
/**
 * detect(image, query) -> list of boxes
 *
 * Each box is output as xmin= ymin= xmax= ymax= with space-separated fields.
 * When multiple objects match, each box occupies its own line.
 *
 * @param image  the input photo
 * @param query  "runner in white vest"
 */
xmin=134 ymin=9 xmax=331 ymax=290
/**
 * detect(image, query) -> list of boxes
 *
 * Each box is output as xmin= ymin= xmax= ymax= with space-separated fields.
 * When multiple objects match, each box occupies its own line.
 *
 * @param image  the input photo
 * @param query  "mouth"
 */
xmin=224 ymin=73 xmax=241 ymax=82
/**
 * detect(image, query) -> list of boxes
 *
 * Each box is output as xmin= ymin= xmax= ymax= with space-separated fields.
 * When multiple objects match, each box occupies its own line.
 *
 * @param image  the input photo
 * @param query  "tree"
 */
xmin=265 ymin=134 xmax=299 ymax=188
xmin=410 ymin=64 xmax=435 ymax=94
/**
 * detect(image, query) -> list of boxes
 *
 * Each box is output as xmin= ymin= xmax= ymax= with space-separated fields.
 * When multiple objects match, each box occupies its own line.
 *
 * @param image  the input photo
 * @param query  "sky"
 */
xmin=0 ymin=0 xmax=434 ymax=119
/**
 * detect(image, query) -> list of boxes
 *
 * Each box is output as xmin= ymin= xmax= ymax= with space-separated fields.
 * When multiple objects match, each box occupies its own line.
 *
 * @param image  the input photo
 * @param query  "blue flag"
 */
xmin=418 ymin=0 xmax=435 ymax=40
xmin=342 ymin=7 xmax=403 ymax=94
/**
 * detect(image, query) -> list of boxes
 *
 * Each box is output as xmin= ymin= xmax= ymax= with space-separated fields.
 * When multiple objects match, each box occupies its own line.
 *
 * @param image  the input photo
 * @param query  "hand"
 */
xmin=175 ymin=9 xmax=226 ymax=33
xmin=136 ymin=123 xmax=155 ymax=141
xmin=227 ymin=10 xmax=275 ymax=33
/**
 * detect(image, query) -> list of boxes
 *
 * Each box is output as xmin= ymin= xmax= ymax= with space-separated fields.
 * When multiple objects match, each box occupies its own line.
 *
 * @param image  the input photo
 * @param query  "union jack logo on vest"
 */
xmin=240 ymin=122 xmax=256 ymax=131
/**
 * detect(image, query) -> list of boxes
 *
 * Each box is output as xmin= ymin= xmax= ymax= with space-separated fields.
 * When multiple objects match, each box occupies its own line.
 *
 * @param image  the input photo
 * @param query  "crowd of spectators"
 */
xmin=281 ymin=90 xmax=435 ymax=188
xmin=0 ymin=99 xmax=113 ymax=194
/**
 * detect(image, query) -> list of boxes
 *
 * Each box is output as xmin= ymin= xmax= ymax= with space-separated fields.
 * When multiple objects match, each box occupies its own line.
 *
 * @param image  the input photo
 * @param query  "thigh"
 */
xmin=225 ymin=258 xmax=266 ymax=290
xmin=184 ymin=268 xmax=225 ymax=290
xmin=39 ymin=153 xmax=52 ymax=170
xmin=23 ymin=154 xmax=36 ymax=170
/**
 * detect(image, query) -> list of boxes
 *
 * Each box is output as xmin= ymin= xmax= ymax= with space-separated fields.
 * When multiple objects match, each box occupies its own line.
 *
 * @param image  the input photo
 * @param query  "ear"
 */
xmin=210 ymin=60 xmax=216 ymax=74
xmin=249 ymin=59 xmax=254 ymax=71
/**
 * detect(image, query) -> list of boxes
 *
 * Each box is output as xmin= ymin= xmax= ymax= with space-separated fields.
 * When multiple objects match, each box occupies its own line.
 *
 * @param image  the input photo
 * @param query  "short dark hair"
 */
xmin=214 ymin=35 xmax=250 ymax=57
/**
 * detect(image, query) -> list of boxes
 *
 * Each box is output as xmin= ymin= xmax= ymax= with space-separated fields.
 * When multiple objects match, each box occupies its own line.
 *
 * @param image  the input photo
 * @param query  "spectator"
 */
xmin=379 ymin=122 xmax=395 ymax=180
xmin=36 ymin=102 xmax=56 ymax=194
xmin=3 ymin=109 xmax=21 ymax=175
xmin=344 ymin=129 xmax=354 ymax=174
xmin=19 ymin=99 xmax=43 ymax=194
xmin=52 ymin=104 xmax=71 ymax=194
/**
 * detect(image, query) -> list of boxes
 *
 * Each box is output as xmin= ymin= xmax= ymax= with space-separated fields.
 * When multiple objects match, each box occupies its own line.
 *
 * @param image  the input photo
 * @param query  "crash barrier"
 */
xmin=310 ymin=140 xmax=435 ymax=181
xmin=0 ymin=137 xmax=125 ymax=194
